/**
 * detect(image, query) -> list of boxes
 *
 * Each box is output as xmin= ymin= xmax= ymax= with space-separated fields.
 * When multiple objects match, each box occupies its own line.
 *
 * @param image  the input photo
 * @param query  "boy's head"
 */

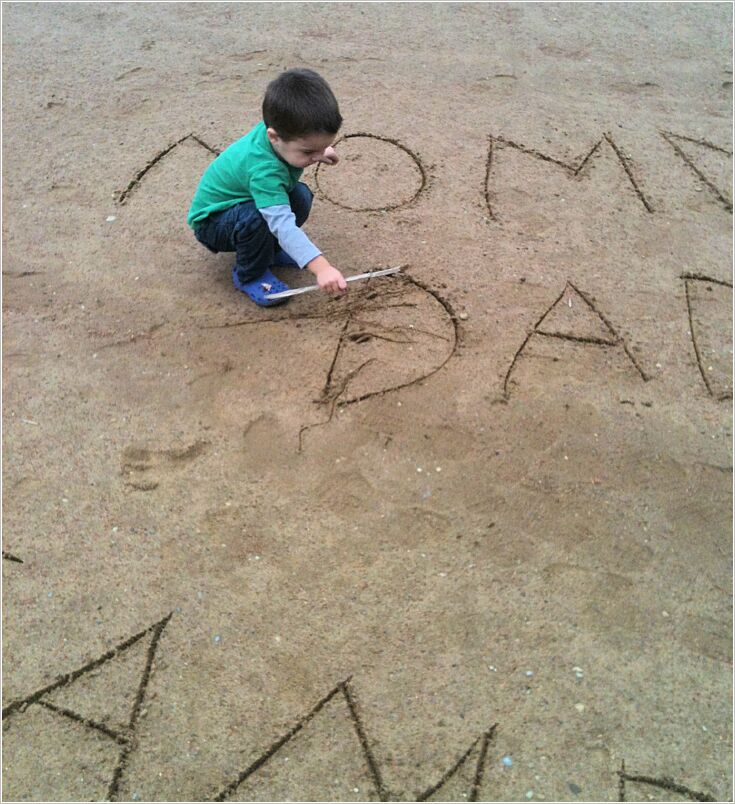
xmin=263 ymin=69 xmax=342 ymax=168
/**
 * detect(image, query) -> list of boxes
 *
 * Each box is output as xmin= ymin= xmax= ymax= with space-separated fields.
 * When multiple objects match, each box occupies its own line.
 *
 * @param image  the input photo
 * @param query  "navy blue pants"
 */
xmin=193 ymin=182 xmax=313 ymax=283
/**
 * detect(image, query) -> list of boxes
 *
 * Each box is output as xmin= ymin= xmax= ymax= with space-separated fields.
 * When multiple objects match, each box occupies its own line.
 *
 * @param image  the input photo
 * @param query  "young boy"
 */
xmin=187 ymin=69 xmax=348 ymax=306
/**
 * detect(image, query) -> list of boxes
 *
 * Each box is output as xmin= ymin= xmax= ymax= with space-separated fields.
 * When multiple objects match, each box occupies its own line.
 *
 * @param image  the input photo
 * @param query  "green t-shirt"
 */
xmin=187 ymin=122 xmax=303 ymax=228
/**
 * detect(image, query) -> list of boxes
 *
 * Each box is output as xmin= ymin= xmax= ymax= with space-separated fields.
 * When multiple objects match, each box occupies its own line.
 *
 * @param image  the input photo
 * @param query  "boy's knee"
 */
xmin=293 ymin=182 xmax=313 ymax=206
xmin=291 ymin=182 xmax=313 ymax=225
xmin=297 ymin=181 xmax=313 ymax=200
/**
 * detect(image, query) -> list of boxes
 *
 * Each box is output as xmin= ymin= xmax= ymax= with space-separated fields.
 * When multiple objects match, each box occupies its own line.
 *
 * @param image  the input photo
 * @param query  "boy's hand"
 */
xmin=317 ymin=146 xmax=339 ymax=165
xmin=307 ymin=256 xmax=347 ymax=295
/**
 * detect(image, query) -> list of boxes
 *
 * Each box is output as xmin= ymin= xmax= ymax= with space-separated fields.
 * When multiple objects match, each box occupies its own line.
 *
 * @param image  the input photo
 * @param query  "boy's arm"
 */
xmin=304 ymin=255 xmax=347 ymax=294
xmin=259 ymin=206 xmax=347 ymax=294
xmin=259 ymin=205 xmax=320 ymax=268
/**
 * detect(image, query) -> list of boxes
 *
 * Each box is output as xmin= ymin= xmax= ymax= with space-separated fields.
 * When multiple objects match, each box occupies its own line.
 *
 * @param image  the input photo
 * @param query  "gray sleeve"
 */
xmin=259 ymin=205 xmax=321 ymax=269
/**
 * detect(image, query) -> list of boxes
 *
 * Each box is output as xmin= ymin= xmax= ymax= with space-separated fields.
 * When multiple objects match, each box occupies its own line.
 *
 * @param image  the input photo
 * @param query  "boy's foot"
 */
xmin=273 ymin=248 xmax=298 ymax=268
xmin=232 ymin=268 xmax=290 ymax=306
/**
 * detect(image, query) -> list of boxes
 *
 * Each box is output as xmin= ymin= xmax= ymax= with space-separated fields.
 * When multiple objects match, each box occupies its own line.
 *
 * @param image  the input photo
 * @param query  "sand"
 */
xmin=2 ymin=3 xmax=732 ymax=801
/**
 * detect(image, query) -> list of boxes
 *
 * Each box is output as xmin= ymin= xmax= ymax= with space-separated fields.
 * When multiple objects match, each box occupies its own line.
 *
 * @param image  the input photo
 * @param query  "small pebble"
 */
xmin=525 ymin=670 xmax=534 ymax=677
xmin=212 ymin=635 xmax=221 ymax=644
xmin=574 ymin=703 xmax=585 ymax=712
xmin=131 ymin=794 xmax=140 ymax=802
xmin=459 ymin=312 xmax=469 ymax=320
xmin=526 ymin=791 xmax=534 ymax=799
xmin=502 ymin=756 xmax=513 ymax=767
xmin=106 ymin=215 xmax=116 ymax=222
xmin=568 ymin=782 xmax=582 ymax=795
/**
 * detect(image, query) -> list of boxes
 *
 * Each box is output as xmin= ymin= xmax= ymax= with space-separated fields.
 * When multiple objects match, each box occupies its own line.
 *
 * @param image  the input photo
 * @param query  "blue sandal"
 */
xmin=232 ymin=268 xmax=290 ymax=307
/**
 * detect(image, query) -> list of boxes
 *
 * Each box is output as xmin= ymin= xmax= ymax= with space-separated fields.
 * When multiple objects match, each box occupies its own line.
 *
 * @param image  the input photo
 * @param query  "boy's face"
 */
xmin=267 ymin=128 xmax=337 ymax=168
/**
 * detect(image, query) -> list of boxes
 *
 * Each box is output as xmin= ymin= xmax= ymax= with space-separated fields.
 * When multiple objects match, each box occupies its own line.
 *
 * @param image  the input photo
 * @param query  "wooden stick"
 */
xmin=264 ymin=266 xmax=403 ymax=300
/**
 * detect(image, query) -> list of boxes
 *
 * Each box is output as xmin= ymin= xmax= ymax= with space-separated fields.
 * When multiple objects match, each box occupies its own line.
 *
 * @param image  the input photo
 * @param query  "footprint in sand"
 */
xmin=120 ymin=440 xmax=209 ymax=491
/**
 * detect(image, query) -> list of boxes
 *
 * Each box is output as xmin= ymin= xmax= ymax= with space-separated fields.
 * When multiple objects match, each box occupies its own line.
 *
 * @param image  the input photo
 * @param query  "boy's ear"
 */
xmin=266 ymin=127 xmax=280 ymax=145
